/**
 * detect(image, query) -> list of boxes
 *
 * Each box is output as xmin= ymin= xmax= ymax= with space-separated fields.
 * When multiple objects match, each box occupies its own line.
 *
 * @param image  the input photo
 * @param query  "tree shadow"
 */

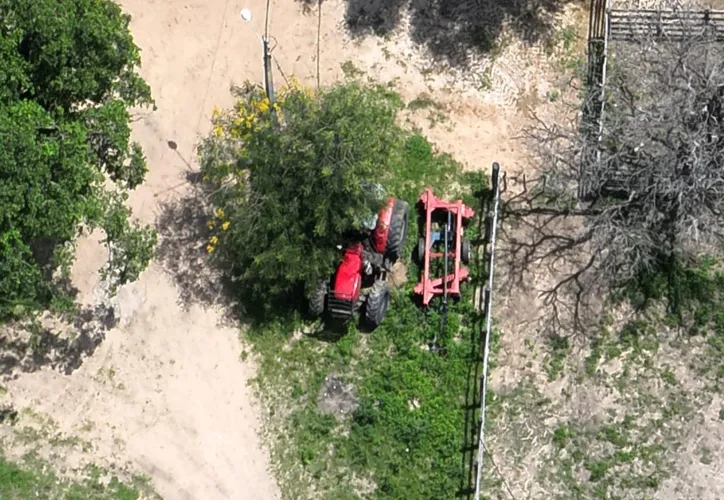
xmin=495 ymin=173 xmax=604 ymax=339
xmin=154 ymin=171 xmax=239 ymax=323
xmin=28 ymin=235 xmax=80 ymax=305
xmin=0 ymin=304 xmax=117 ymax=377
xmin=154 ymin=159 xmax=314 ymax=329
xmin=336 ymin=0 xmax=579 ymax=67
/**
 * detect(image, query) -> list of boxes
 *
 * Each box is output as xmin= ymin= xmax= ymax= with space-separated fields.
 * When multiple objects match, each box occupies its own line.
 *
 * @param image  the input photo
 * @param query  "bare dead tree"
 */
xmin=503 ymin=15 xmax=724 ymax=333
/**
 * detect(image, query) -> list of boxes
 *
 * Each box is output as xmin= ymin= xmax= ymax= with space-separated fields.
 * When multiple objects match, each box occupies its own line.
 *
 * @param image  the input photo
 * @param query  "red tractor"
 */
xmin=308 ymin=197 xmax=409 ymax=329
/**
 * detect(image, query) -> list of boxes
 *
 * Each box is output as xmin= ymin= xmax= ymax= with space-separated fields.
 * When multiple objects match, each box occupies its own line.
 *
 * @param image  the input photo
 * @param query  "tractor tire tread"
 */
xmin=417 ymin=236 xmax=426 ymax=264
xmin=364 ymin=280 xmax=389 ymax=329
xmin=385 ymin=199 xmax=410 ymax=262
xmin=461 ymin=238 xmax=472 ymax=265
xmin=308 ymin=281 xmax=327 ymax=317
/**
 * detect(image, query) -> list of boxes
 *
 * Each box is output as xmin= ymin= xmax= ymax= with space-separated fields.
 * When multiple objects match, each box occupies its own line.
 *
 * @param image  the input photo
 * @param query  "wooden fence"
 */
xmin=609 ymin=9 xmax=724 ymax=41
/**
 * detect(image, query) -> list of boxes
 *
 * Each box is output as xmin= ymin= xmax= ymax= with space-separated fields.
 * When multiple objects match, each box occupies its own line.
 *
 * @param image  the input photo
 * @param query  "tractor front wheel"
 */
xmin=364 ymin=279 xmax=390 ymax=329
xmin=308 ymin=281 xmax=327 ymax=318
xmin=385 ymin=200 xmax=410 ymax=262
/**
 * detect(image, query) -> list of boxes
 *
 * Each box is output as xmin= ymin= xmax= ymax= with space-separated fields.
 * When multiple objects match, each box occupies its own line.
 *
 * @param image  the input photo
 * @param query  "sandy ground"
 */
xmin=4 ymin=0 xmax=719 ymax=497
xmin=0 ymin=0 xmax=562 ymax=499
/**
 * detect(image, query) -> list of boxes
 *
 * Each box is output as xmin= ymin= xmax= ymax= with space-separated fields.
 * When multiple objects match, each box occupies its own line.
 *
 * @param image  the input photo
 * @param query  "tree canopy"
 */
xmin=0 ymin=0 xmax=156 ymax=320
xmin=199 ymin=80 xmax=459 ymax=315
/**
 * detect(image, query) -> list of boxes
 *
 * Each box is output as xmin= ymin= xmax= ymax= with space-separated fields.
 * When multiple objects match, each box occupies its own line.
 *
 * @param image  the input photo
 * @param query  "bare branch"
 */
xmin=504 ymin=11 xmax=724 ymax=334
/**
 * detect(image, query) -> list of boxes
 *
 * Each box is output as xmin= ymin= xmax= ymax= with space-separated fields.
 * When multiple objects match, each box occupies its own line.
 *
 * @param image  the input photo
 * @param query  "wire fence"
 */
xmin=466 ymin=4 xmax=724 ymax=498
xmin=581 ymin=0 xmax=611 ymax=200
xmin=471 ymin=162 xmax=502 ymax=500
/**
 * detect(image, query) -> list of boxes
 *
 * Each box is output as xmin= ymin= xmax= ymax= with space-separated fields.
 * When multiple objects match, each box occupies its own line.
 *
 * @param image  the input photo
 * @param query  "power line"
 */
xmin=273 ymin=53 xmax=291 ymax=88
xmin=194 ymin=0 xmax=232 ymax=142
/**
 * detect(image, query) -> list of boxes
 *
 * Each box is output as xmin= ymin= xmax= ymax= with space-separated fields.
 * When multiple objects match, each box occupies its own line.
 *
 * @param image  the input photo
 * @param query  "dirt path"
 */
xmin=7 ymin=271 xmax=279 ymax=500
xmin=4 ymin=1 xmax=289 ymax=498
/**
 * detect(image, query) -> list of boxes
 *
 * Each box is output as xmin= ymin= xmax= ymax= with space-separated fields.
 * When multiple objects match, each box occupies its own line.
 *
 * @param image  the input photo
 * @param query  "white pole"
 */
xmin=473 ymin=162 xmax=502 ymax=500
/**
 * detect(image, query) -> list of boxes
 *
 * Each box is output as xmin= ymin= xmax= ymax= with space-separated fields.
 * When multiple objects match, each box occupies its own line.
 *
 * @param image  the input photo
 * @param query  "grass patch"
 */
xmin=544 ymin=334 xmax=570 ymax=381
xmin=584 ymin=339 xmax=602 ymax=376
xmin=500 ymin=264 xmax=724 ymax=499
xmin=625 ymin=257 xmax=724 ymax=382
xmin=546 ymin=89 xmax=561 ymax=102
xmin=698 ymin=445 xmax=713 ymax=465
xmin=546 ymin=413 xmax=669 ymax=499
xmin=405 ymin=94 xmax=449 ymax=128
xmin=247 ymin=132 xmax=492 ymax=499
xmin=406 ymin=93 xmax=438 ymax=111
xmin=485 ymin=379 xmax=552 ymax=467
xmin=541 ymin=22 xmax=587 ymax=100
xmin=341 ymin=60 xmax=364 ymax=79
xmin=660 ymin=367 xmax=677 ymax=386
xmin=539 ymin=276 xmax=724 ymax=497
xmin=552 ymin=424 xmax=573 ymax=449
xmin=0 ymin=453 xmax=155 ymax=500
xmin=475 ymin=66 xmax=493 ymax=91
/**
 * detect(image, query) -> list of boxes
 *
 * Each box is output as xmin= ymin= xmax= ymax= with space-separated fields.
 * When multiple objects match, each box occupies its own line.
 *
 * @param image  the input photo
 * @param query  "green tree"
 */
xmin=199 ymin=80 xmax=459 ymax=315
xmin=0 ymin=0 xmax=156 ymax=320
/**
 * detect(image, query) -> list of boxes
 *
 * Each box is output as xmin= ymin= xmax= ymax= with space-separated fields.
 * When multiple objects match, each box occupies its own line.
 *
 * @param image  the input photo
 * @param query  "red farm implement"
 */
xmin=414 ymin=189 xmax=476 ymax=307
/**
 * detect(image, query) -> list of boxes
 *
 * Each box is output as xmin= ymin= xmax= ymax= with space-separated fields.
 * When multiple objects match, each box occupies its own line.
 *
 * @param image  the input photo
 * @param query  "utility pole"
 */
xmin=241 ymin=8 xmax=276 ymax=115
xmin=262 ymin=36 xmax=275 ymax=107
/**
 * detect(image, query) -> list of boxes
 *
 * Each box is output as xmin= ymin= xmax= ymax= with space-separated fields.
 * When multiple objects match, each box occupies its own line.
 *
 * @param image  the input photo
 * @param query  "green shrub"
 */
xmin=0 ymin=454 xmax=152 ymax=499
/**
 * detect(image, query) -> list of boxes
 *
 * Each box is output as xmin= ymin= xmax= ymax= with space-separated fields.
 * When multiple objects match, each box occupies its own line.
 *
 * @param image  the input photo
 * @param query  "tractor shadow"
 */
xmin=307 ymin=318 xmax=353 ymax=343
xmin=307 ymin=301 xmax=381 ymax=342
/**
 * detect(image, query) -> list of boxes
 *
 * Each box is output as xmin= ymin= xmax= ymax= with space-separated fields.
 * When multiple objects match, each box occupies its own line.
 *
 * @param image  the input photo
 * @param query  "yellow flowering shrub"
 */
xmin=197 ymin=80 xmax=409 ymax=306
xmin=200 ymin=80 xmax=317 ymax=258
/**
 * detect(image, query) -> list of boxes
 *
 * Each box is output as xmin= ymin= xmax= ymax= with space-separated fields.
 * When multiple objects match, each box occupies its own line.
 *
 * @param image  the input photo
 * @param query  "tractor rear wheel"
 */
xmin=308 ymin=281 xmax=327 ymax=317
xmin=364 ymin=279 xmax=390 ymax=329
xmin=385 ymin=199 xmax=409 ymax=262
xmin=461 ymin=238 xmax=472 ymax=265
